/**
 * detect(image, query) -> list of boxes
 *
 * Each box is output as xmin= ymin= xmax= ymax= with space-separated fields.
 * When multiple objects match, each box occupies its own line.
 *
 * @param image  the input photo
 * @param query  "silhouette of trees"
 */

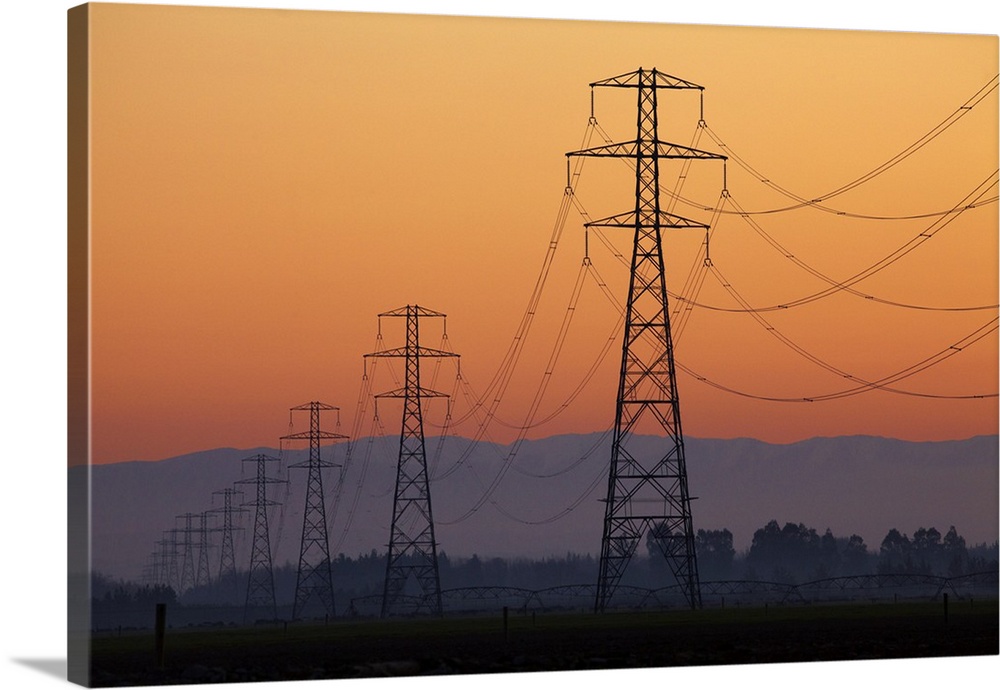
xmin=911 ymin=526 xmax=943 ymax=574
xmin=841 ymin=533 xmax=870 ymax=574
xmin=746 ymin=520 xmax=823 ymax=583
xmin=91 ymin=571 xmax=177 ymax=612
xmin=743 ymin=520 xmax=874 ymax=582
xmin=878 ymin=525 xmax=980 ymax=576
xmin=878 ymin=528 xmax=913 ymax=573
xmin=695 ymin=528 xmax=736 ymax=580
xmin=93 ymin=524 xmax=993 ymax=625
xmin=942 ymin=526 xmax=969 ymax=576
xmin=645 ymin=526 xmax=737 ymax=581
xmin=966 ymin=540 xmax=999 ymax=572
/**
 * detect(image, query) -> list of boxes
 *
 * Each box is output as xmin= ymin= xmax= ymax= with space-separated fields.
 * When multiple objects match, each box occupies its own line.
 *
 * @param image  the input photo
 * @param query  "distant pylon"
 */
xmin=235 ymin=454 xmax=287 ymax=623
xmin=365 ymin=305 xmax=459 ymax=617
xmin=196 ymin=511 xmax=215 ymax=590
xmin=282 ymin=401 xmax=348 ymax=620
xmin=175 ymin=513 xmax=201 ymax=594
xmin=209 ymin=488 xmax=246 ymax=594
xmin=159 ymin=531 xmax=181 ymax=593
xmin=567 ymin=67 xmax=726 ymax=611
xmin=141 ymin=547 xmax=159 ymax=586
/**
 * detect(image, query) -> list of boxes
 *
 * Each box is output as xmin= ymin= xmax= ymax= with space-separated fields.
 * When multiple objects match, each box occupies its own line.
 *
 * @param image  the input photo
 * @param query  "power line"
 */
xmin=589 ymin=244 xmax=998 ymax=402
xmin=582 ymin=164 xmax=998 ymax=314
xmin=655 ymin=73 xmax=999 ymax=219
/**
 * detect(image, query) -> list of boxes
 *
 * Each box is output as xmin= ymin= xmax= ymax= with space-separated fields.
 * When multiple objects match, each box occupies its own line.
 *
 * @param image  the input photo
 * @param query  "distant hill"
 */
xmin=78 ymin=434 xmax=999 ymax=581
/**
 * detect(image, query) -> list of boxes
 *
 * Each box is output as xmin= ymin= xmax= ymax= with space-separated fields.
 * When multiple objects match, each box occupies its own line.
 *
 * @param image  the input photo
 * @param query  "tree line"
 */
xmin=92 ymin=521 xmax=998 ymax=612
xmin=649 ymin=521 xmax=998 ymax=585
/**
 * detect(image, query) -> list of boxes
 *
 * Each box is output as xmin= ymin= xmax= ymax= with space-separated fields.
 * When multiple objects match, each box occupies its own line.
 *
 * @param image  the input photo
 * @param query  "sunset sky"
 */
xmin=83 ymin=3 xmax=998 ymax=464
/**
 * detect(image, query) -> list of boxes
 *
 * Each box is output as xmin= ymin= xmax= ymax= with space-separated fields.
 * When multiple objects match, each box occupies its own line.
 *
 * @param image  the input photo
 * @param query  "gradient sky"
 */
xmin=85 ymin=3 xmax=999 ymax=464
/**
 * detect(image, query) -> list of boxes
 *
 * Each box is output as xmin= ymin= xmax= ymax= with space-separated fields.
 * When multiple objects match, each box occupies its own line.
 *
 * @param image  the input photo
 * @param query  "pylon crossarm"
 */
xmin=585 ymin=209 xmax=709 ymax=230
xmin=365 ymin=346 xmax=459 ymax=359
xmin=379 ymin=305 xmax=448 ymax=319
xmin=287 ymin=459 xmax=340 ymax=469
xmin=235 ymin=477 xmax=286 ymax=487
xmin=237 ymin=497 xmax=283 ymax=506
xmin=289 ymin=401 xmax=339 ymax=411
xmin=281 ymin=430 xmax=349 ymax=441
xmin=375 ymin=386 xmax=450 ymax=399
xmin=567 ymin=139 xmax=724 ymax=160
xmin=591 ymin=68 xmax=704 ymax=90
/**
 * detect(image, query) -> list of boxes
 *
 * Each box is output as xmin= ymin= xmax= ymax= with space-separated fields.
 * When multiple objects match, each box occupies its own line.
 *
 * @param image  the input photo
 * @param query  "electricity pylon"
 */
xmin=209 ymin=488 xmax=246 ymax=594
xmin=158 ymin=531 xmax=181 ymax=593
xmin=365 ymin=305 xmax=459 ymax=617
xmin=194 ymin=511 xmax=217 ymax=590
xmin=567 ymin=67 xmax=726 ymax=611
xmin=141 ymin=546 xmax=160 ymax=586
xmin=282 ymin=401 xmax=347 ymax=620
xmin=236 ymin=454 xmax=286 ymax=623
xmin=175 ymin=512 xmax=202 ymax=594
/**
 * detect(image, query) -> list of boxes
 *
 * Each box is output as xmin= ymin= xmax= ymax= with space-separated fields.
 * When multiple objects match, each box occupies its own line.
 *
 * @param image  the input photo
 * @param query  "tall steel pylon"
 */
xmin=175 ymin=513 xmax=201 ymax=594
xmin=195 ymin=511 xmax=216 ymax=590
xmin=159 ymin=531 xmax=181 ymax=593
xmin=142 ymin=545 xmax=161 ymax=587
xmin=567 ymin=67 xmax=726 ymax=611
xmin=365 ymin=305 xmax=459 ymax=617
xmin=235 ymin=454 xmax=286 ymax=623
xmin=209 ymin=488 xmax=246 ymax=594
xmin=282 ymin=401 xmax=347 ymax=620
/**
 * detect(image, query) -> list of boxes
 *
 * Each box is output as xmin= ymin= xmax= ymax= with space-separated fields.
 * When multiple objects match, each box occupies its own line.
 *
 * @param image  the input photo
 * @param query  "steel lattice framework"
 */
xmin=195 ymin=511 xmax=215 ymax=590
xmin=282 ymin=402 xmax=347 ymax=620
xmin=157 ymin=531 xmax=181 ymax=593
xmin=174 ymin=512 xmax=201 ymax=594
xmin=365 ymin=305 xmax=459 ymax=617
xmin=209 ymin=488 xmax=245 ymax=593
xmin=567 ymin=68 xmax=726 ymax=612
xmin=235 ymin=453 xmax=286 ymax=623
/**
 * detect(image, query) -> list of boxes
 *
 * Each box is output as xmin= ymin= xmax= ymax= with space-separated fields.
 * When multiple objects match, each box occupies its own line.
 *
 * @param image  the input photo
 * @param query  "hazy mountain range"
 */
xmin=79 ymin=433 xmax=999 ymax=581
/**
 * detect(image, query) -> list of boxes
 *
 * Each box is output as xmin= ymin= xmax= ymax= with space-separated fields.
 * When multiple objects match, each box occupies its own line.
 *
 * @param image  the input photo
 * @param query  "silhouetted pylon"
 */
xmin=282 ymin=401 xmax=347 ymax=620
xmin=235 ymin=454 xmax=286 ymax=623
xmin=175 ymin=512 xmax=202 ymax=595
xmin=158 ymin=531 xmax=181 ymax=593
xmin=195 ymin=511 xmax=215 ymax=590
xmin=209 ymin=488 xmax=246 ymax=595
xmin=365 ymin=305 xmax=459 ymax=617
xmin=567 ymin=67 xmax=726 ymax=611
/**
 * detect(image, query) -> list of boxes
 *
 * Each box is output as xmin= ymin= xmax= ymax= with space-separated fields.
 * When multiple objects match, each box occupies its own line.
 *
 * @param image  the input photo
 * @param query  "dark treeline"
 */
xmin=93 ymin=550 xmax=602 ymax=612
xmin=649 ymin=522 xmax=998 ymax=585
xmin=92 ymin=522 xmax=998 ymax=615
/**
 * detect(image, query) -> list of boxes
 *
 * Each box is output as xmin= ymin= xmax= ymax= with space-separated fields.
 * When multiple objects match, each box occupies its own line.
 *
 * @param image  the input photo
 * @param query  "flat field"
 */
xmin=89 ymin=600 xmax=999 ymax=686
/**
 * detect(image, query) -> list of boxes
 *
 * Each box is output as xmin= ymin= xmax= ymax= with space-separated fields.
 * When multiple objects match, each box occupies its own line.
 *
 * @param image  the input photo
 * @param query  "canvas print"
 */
xmin=68 ymin=3 xmax=999 ymax=687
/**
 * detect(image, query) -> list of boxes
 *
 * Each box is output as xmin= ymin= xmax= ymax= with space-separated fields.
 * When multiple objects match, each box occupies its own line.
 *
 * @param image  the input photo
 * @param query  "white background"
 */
xmin=1 ymin=1 xmax=997 ymax=689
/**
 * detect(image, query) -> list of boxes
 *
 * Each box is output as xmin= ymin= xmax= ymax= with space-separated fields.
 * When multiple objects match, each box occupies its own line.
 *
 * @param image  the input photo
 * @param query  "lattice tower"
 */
xmin=567 ymin=67 xmax=726 ymax=611
xmin=364 ymin=305 xmax=459 ymax=617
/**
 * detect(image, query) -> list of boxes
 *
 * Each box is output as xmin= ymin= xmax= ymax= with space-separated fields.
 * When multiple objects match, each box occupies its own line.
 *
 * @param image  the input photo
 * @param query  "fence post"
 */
xmin=154 ymin=603 xmax=166 ymax=669
xmin=503 ymin=606 xmax=509 ymax=642
xmin=943 ymin=592 xmax=949 ymax=624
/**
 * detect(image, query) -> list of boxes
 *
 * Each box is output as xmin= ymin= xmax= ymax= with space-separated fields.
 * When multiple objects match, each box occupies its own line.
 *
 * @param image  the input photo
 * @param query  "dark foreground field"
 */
xmin=89 ymin=600 xmax=999 ymax=686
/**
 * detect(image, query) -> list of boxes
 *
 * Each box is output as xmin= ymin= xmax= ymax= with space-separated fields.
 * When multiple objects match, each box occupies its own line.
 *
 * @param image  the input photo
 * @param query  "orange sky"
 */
xmin=84 ymin=3 xmax=999 ymax=464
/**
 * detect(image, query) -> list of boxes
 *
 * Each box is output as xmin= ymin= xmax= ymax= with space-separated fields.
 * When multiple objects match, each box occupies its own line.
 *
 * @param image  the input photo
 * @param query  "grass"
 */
xmin=88 ymin=598 xmax=999 ymax=686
